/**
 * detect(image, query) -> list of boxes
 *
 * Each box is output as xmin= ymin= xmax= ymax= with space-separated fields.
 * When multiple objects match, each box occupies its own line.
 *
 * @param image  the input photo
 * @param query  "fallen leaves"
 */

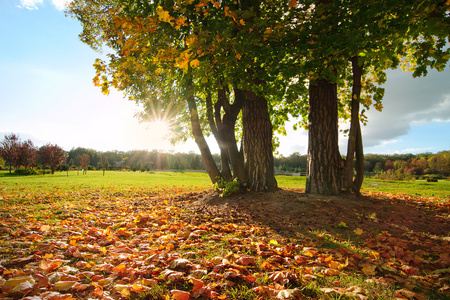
xmin=0 ymin=184 xmax=449 ymax=299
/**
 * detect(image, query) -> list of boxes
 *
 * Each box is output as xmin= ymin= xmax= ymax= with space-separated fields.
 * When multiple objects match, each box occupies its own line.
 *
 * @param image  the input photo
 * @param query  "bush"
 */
xmin=213 ymin=177 xmax=241 ymax=197
xmin=375 ymin=170 xmax=412 ymax=181
xmin=15 ymin=166 xmax=39 ymax=176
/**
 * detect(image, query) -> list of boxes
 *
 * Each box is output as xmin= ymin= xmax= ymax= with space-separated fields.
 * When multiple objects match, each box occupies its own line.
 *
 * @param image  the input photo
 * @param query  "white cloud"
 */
xmin=17 ymin=0 xmax=71 ymax=11
xmin=17 ymin=0 xmax=43 ymax=10
xmin=51 ymin=0 xmax=70 ymax=11
xmin=362 ymin=68 xmax=450 ymax=149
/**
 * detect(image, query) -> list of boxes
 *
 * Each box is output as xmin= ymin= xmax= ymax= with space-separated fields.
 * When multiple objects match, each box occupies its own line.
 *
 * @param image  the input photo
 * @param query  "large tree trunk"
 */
xmin=242 ymin=90 xmax=277 ymax=192
xmin=185 ymin=77 xmax=221 ymax=184
xmin=306 ymin=79 xmax=341 ymax=195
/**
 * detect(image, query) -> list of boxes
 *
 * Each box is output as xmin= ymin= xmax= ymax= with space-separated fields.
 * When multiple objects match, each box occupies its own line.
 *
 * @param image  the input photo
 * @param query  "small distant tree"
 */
xmin=39 ymin=144 xmax=66 ymax=174
xmin=0 ymin=157 xmax=5 ymax=170
xmin=98 ymin=154 xmax=109 ymax=176
xmin=0 ymin=134 xmax=20 ymax=173
xmin=78 ymin=153 xmax=90 ymax=174
xmin=17 ymin=139 xmax=38 ymax=168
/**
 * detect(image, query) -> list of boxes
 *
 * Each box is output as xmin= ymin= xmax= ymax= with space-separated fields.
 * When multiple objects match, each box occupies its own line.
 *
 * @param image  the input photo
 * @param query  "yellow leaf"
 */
xmin=121 ymin=287 xmax=131 ymax=297
xmin=40 ymin=225 xmax=51 ymax=232
xmin=268 ymin=239 xmax=279 ymax=246
xmin=190 ymin=59 xmax=200 ymax=67
xmin=337 ymin=222 xmax=347 ymax=228
xmin=239 ymin=19 xmax=246 ymax=26
xmin=157 ymin=7 xmax=172 ymax=23
xmin=353 ymin=228 xmax=364 ymax=235
xmin=42 ymin=253 xmax=53 ymax=259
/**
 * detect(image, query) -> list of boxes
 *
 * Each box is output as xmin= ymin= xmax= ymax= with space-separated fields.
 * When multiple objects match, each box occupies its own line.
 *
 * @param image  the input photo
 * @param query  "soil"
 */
xmin=178 ymin=188 xmax=450 ymax=241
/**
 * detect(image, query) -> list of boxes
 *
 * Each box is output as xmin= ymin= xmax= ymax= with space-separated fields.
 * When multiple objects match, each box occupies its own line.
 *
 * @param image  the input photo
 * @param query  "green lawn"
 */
xmin=0 ymin=170 xmax=211 ymax=190
xmin=1 ymin=170 xmax=448 ymax=199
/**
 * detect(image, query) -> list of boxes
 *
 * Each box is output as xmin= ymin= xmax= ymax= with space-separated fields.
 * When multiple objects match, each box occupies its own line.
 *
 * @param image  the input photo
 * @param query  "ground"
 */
xmin=185 ymin=188 xmax=449 ymax=239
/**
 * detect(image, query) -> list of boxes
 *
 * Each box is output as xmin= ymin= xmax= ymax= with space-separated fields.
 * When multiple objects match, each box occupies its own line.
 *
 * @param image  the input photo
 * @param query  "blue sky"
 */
xmin=1 ymin=0 xmax=449 ymax=156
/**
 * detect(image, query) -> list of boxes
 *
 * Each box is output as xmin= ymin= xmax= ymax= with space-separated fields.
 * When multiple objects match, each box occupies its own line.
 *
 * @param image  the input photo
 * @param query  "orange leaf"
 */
xmin=113 ymin=264 xmax=127 ymax=275
xmin=132 ymin=283 xmax=145 ymax=292
xmin=190 ymin=278 xmax=204 ymax=292
xmin=39 ymin=260 xmax=63 ymax=272
xmin=121 ymin=287 xmax=131 ymax=297
xmin=171 ymin=290 xmax=190 ymax=300
xmin=289 ymin=0 xmax=297 ymax=8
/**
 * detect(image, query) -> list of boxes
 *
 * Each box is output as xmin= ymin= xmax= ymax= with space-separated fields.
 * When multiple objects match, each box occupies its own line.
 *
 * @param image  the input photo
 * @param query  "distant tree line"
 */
xmin=1 ymin=134 xmax=448 ymax=179
xmin=65 ymin=148 xmax=206 ymax=172
xmin=274 ymin=151 xmax=449 ymax=178
xmin=0 ymin=134 xmax=206 ymax=175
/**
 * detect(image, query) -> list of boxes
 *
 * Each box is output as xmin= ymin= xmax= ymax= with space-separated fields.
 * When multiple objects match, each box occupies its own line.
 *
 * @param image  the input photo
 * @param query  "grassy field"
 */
xmin=1 ymin=170 xmax=448 ymax=197
xmin=0 ymin=170 xmax=449 ymax=299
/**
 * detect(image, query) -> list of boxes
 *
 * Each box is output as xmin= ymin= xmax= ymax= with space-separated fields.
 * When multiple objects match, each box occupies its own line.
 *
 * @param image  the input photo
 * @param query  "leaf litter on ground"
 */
xmin=0 ymin=183 xmax=449 ymax=299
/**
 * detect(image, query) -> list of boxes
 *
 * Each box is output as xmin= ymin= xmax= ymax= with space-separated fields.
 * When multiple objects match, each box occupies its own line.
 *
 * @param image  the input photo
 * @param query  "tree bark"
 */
xmin=185 ymin=76 xmax=221 ymax=184
xmin=306 ymin=79 xmax=341 ymax=195
xmin=342 ymin=57 xmax=363 ymax=192
xmin=206 ymin=91 xmax=232 ymax=181
xmin=242 ymin=90 xmax=277 ymax=192
xmin=342 ymin=56 xmax=365 ymax=194
xmin=353 ymin=120 xmax=364 ymax=193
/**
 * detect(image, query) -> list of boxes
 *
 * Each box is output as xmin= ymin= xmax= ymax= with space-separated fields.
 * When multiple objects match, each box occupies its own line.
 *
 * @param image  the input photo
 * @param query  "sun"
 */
xmin=147 ymin=119 xmax=172 ymax=140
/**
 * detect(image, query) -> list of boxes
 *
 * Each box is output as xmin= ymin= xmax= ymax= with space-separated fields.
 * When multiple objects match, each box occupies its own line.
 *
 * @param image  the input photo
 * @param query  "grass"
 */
xmin=362 ymin=177 xmax=450 ymax=199
xmin=2 ymin=170 xmax=448 ymax=197
xmin=0 ymin=169 xmax=212 ymax=190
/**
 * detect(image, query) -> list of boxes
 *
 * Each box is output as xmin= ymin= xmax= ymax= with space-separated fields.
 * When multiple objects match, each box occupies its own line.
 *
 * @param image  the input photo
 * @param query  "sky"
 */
xmin=1 ymin=0 xmax=449 ymax=157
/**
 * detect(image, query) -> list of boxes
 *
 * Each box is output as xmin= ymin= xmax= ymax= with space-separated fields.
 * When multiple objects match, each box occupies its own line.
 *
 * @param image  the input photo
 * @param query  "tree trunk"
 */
xmin=206 ymin=91 xmax=232 ymax=181
xmin=306 ymin=79 xmax=341 ymax=195
xmin=185 ymin=77 xmax=221 ymax=184
xmin=353 ymin=120 xmax=364 ymax=193
xmin=242 ymin=90 xmax=277 ymax=192
xmin=226 ymin=87 xmax=246 ymax=184
xmin=342 ymin=56 xmax=365 ymax=194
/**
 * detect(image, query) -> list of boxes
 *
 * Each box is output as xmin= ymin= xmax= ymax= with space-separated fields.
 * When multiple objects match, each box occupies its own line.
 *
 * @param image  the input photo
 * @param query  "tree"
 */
xmin=0 ymin=134 xmax=20 ymax=173
xmin=39 ymin=144 xmax=66 ymax=175
xmin=17 ymin=139 xmax=38 ymax=168
xmin=0 ymin=134 xmax=37 ymax=173
xmin=287 ymin=0 xmax=450 ymax=195
xmin=98 ymin=154 xmax=109 ymax=176
xmin=78 ymin=153 xmax=90 ymax=174
xmin=67 ymin=0 xmax=283 ymax=192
